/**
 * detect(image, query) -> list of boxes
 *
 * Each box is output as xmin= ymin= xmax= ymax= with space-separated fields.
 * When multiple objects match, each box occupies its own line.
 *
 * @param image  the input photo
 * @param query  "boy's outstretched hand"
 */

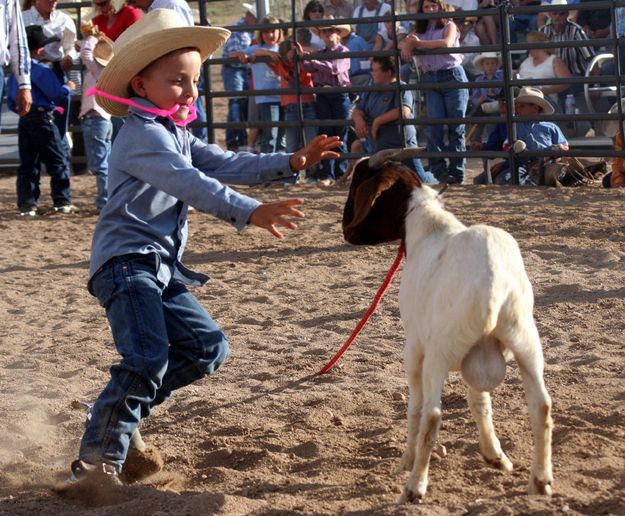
xmin=249 ymin=198 xmax=305 ymax=239
xmin=289 ymin=135 xmax=342 ymax=171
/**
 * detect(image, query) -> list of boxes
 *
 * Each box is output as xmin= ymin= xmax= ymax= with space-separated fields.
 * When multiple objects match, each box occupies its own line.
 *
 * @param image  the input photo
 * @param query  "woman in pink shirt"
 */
xmin=91 ymin=0 xmax=142 ymax=40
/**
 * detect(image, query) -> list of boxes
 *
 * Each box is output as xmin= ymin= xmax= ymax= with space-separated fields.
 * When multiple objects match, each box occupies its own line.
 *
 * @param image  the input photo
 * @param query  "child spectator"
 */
xmin=603 ymin=131 xmax=625 ymax=188
xmin=8 ymin=25 xmax=76 ymax=217
xmin=300 ymin=18 xmax=352 ymax=184
xmin=472 ymin=87 xmax=568 ymax=184
xmin=68 ymin=9 xmax=340 ymax=484
xmin=469 ymin=51 xmax=503 ymax=144
xmin=257 ymin=39 xmax=318 ymax=184
xmin=79 ymin=30 xmax=114 ymax=212
xmin=230 ymin=16 xmax=284 ymax=154
xmin=372 ymin=16 xmax=408 ymax=52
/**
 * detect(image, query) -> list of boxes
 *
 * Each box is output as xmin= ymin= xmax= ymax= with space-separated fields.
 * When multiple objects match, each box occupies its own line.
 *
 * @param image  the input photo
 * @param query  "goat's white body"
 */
xmin=396 ymin=186 xmax=553 ymax=502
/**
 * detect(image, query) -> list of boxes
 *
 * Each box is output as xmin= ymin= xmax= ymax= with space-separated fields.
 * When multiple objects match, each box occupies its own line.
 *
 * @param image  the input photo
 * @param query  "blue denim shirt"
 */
xmin=89 ymin=98 xmax=293 ymax=289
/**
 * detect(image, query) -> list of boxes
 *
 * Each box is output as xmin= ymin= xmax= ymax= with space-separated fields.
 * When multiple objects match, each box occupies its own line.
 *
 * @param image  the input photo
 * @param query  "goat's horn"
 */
xmin=368 ymin=147 xmax=426 ymax=169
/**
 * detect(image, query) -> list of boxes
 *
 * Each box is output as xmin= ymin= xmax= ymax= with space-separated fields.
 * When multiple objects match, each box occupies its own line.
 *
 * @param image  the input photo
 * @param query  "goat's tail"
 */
xmin=461 ymin=337 xmax=506 ymax=392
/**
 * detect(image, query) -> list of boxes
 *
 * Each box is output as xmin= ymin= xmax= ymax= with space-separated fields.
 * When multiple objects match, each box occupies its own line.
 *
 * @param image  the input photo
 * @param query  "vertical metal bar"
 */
xmin=497 ymin=0 xmax=518 ymax=184
xmin=198 ymin=0 xmax=214 ymax=143
xmin=611 ymin=1 xmax=624 ymax=139
xmin=291 ymin=0 xmax=305 ymax=149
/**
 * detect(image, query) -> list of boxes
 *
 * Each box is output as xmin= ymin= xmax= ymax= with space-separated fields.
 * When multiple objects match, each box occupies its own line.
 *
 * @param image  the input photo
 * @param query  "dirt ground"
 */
xmin=0 ymin=165 xmax=624 ymax=515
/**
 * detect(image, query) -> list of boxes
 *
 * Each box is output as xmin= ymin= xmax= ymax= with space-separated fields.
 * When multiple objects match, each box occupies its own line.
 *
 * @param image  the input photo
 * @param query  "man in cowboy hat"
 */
xmin=67 ymin=9 xmax=341 ymax=485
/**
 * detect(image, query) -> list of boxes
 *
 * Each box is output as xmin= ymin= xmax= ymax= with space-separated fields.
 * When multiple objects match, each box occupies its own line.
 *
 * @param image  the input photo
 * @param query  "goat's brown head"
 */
xmin=342 ymin=149 xmax=423 ymax=246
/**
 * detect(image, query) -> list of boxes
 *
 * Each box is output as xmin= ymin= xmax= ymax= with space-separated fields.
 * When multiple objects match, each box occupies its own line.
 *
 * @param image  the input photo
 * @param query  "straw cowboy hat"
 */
xmin=93 ymin=34 xmax=114 ymax=67
xmin=473 ymin=51 xmax=502 ymax=72
xmin=515 ymin=86 xmax=555 ymax=114
xmin=311 ymin=16 xmax=351 ymax=38
xmin=242 ymin=2 xmax=258 ymax=18
xmin=95 ymin=8 xmax=230 ymax=116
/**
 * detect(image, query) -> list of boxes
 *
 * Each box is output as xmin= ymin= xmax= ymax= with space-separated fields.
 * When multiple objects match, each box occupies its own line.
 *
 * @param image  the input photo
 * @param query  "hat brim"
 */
xmin=96 ymin=26 xmax=230 ymax=116
xmin=515 ymin=94 xmax=555 ymax=114
xmin=311 ymin=24 xmax=351 ymax=38
xmin=473 ymin=54 xmax=502 ymax=70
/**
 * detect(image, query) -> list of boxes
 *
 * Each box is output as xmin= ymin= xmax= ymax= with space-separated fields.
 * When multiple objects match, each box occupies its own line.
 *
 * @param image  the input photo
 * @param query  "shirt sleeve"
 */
xmin=62 ymin=14 xmax=77 ymax=59
xmin=79 ymin=35 xmax=101 ymax=77
xmin=8 ymin=0 xmax=30 ymax=88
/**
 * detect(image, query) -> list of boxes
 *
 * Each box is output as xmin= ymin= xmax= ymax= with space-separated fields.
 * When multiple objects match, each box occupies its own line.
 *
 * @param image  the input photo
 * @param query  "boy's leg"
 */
xmin=151 ymin=281 xmax=230 ymax=408
xmin=16 ymin=117 xmax=42 ymax=212
xmin=32 ymin=112 xmax=72 ymax=208
xmin=79 ymin=256 xmax=170 ymax=471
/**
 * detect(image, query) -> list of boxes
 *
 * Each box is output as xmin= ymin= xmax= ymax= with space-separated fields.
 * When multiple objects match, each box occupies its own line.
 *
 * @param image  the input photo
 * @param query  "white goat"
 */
xmin=342 ymin=151 xmax=553 ymax=503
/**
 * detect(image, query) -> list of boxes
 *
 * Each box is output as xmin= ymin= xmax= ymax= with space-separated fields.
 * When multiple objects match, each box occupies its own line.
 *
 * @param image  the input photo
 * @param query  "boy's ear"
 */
xmin=129 ymin=75 xmax=147 ymax=98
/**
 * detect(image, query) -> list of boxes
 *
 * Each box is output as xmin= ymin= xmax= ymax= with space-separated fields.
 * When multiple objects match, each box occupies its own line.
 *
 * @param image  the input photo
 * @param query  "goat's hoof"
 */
xmin=399 ymin=487 xmax=424 ymax=504
xmin=485 ymin=453 xmax=513 ymax=472
xmin=529 ymin=476 xmax=553 ymax=496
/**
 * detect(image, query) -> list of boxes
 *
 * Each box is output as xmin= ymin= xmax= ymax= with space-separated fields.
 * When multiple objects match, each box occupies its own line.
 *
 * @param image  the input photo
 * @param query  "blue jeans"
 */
xmin=222 ymin=65 xmax=250 ymax=150
xmin=284 ymin=102 xmax=318 ymax=182
xmin=315 ymin=91 xmax=350 ymax=180
xmin=257 ymin=101 xmax=280 ymax=154
xmin=81 ymin=254 xmax=230 ymax=471
xmin=16 ymin=110 xmax=71 ymax=211
xmin=421 ymin=66 xmax=469 ymax=182
xmin=81 ymin=116 xmax=112 ymax=212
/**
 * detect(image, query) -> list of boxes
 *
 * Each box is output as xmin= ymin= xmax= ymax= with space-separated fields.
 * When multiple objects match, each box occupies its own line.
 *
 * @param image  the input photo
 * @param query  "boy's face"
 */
xmin=319 ymin=28 xmax=340 ymax=45
xmin=131 ymin=49 xmax=201 ymax=122
xmin=371 ymin=61 xmax=393 ymax=85
xmin=481 ymin=58 xmax=499 ymax=76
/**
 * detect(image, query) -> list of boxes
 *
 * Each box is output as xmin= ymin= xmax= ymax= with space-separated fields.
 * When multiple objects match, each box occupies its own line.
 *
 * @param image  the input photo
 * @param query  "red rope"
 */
xmin=318 ymin=243 xmax=405 ymax=374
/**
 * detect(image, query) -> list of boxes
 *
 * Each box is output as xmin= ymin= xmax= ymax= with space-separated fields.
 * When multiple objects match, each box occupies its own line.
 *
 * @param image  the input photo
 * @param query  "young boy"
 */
xmin=69 ymin=9 xmax=340 ymax=484
xmin=7 ymin=25 xmax=76 ymax=217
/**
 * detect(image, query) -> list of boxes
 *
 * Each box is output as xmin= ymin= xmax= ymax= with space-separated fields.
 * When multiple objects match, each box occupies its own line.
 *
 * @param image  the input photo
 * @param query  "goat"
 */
xmin=342 ymin=149 xmax=553 ymax=503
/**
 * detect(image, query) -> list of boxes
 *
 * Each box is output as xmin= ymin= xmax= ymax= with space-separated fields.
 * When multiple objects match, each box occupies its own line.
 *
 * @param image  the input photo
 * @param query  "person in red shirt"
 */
xmin=90 ymin=0 xmax=142 ymax=40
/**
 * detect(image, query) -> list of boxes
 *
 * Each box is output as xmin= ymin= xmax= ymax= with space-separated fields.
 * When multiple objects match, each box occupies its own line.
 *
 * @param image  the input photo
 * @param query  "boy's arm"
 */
xmin=32 ymin=65 xmax=72 ymax=105
xmin=79 ymin=35 xmax=101 ymax=77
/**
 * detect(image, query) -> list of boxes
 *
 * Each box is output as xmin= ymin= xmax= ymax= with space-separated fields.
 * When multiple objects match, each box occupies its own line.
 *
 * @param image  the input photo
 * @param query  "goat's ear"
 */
xmin=343 ymin=168 xmax=402 ymax=245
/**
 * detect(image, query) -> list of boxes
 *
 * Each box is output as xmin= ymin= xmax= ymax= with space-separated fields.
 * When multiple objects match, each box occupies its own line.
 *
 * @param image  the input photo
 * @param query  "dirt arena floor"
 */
xmin=0 ymin=168 xmax=624 ymax=515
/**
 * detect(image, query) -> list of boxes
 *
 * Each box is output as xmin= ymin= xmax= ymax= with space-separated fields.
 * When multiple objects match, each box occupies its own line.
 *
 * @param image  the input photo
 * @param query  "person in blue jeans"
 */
xmin=300 ymin=19 xmax=352 ymax=184
xmin=401 ymin=0 xmax=469 ymax=184
xmin=79 ymin=32 xmax=114 ymax=212
xmin=67 ymin=9 xmax=341 ymax=484
xmin=8 ymin=25 xmax=75 ymax=216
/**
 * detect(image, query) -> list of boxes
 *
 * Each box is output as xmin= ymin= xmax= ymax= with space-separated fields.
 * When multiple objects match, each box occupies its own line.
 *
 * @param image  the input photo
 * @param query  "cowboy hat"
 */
xmin=311 ymin=16 xmax=351 ymax=38
xmin=515 ymin=86 xmax=555 ymax=114
xmin=242 ymin=2 xmax=258 ymax=18
xmin=473 ymin=51 xmax=502 ymax=72
xmin=25 ymin=25 xmax=60 ymax=51
xmin=93 ymin=34 xmax=114 ymax=66
xmin=95 ymin=9 xmax=230 ymax=116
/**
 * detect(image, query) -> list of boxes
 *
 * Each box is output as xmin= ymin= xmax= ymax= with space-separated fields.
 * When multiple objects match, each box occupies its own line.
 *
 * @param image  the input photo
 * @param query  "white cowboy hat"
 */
xmin=242 ymin=2 xmax=258 ymax=18
xmin=472 ymin=52 xmax=502 ymax=72
xmin=515 ymin=86 xmax=555 ymax=114
xmin=93 ymin=34 xmax=114 ymax=67
xmin=95 ymin=9 xmax=230 ymax=116
xmin=311 ymin=16 xmax=351 ymax=38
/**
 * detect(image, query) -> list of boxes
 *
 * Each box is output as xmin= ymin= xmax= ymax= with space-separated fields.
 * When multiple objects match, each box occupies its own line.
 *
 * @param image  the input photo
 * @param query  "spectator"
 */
xmin=221 ymin=3 xmax=256 ymax=151
xmin=323 ymin=0 xmax=353 ymax=19
xmin=603 ymin=130 xmax=625 ymax=187
xmin=353 ymin=0 xmax=392 ymax=47
xmin=473 ymin=87 xmax=568 ymax=184
xmin=349 ymin=56 xmax=434 ymax=183
xmin=23 ymin=0 xmax=78 ymax=153
xmin=509 ymin=0 xmax=539 ymax=43
xmin=300 ymin=18 xmax=352 ymax=184
xmin=79 ymin=31 xmax=113 ymax=212
xmin=457 ymin=13 xmax=480 ymax=78
xmin=373 ymin=15 xmax=408 ymax=52
xmin=401 ymin=0 xmax=469 ymax=184
xmin=469 ymin=51 xmax=503 ymax=144
xmin=303 ymin=0 xmax=326 ymax=49
xmin=576 ymin=0 xmax=611 ymax=41
xmin=537 ymin=0 xmax=579 ymax=27
xmin=89 ymin=0 xmax=142 ymax=40
xmin=8 ymin=25 xmax=76 ymax=216
xmin=475 ymin=0 xmax=499 ymax=46
xmin=518 ymin=31 xmax=571 ymax=109
xmin=342 ymin=24 xmax=371 ymax=88
xmin=539 ymin=0 xmax=596 ymax=79
xmin=0 ymin=0 xmax=32 ymax=120
xmin=258 ymin=39 xmax=318 ymax=184
xmin=230 ymin=16 xmax=284 ymax=154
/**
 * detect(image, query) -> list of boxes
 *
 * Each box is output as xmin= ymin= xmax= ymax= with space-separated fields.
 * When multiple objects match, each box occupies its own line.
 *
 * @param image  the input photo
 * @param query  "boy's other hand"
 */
xmin=249 ymin=198 xmax=305 ymax=239
xmin=289 ymin=135 xmax=341 ymax=171
xmin=66 ymin=80 xmax=77 ymax=91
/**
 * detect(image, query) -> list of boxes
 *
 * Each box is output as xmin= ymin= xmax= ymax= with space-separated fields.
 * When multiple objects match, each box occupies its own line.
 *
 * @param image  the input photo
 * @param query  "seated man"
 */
xmin=473 ymin=87 xmax=568 ymax=185
xmin=342 ymin=56 xmax=436 ymax=184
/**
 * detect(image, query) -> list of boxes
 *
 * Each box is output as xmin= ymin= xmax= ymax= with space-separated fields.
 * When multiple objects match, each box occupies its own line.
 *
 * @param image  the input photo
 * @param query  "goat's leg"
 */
xmin=397 ymin=348 xmax=423 ymax=473
xmin=467 ymin=387 xmax=513 ymax=472
xmin=514 ymin=329 xmax=553 ymax=496
xmin=400 ymin=358 xmax=446 ymax=503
